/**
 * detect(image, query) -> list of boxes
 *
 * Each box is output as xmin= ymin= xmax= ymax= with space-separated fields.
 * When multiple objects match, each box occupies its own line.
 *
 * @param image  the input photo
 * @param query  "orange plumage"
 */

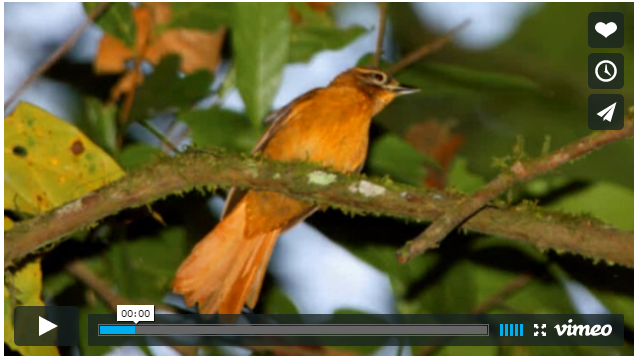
xmin=172 ymin=67 xmax=418 ymax=314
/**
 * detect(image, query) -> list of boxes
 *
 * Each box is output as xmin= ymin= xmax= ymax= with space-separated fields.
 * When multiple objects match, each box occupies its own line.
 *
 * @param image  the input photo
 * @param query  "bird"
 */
xmin=172 ymin=67 xmax=419 ymax=314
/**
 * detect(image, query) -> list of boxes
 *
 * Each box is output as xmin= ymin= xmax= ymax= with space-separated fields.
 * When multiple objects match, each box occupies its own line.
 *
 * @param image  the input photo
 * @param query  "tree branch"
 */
xmin=4 ymin=2 xmax=112 ymax=111
xmin=373 ymin=3 xmax=388 ymax=68
xmin=5 ymin=147 xmax=634 ymax=270
xmin=387 ymin=19 xmax=471 ymax=74
xmin=397 ymin=114 xmax=634 ymax=263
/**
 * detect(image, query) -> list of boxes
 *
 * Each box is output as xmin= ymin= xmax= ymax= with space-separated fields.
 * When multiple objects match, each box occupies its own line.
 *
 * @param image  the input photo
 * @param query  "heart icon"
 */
xmin=595 ymin=22 xmax=617 ymax=38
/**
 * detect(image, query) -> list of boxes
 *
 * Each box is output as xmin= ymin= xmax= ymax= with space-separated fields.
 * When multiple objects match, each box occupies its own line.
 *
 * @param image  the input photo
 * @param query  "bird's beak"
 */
xmin=388 ymin=84 xmax=420 ymax=95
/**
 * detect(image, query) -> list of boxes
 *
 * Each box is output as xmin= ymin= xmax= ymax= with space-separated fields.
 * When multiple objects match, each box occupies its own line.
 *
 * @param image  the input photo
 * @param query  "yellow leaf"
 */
xmin=5 ymin=216 xmax=15 ymax=230
xmin=4 ymin=217 xmax=60 ymax=356
xmin=5 ymin=102 xmax=125 ymax=214
xmin=4 ymin=104 xmax=125 ymax=356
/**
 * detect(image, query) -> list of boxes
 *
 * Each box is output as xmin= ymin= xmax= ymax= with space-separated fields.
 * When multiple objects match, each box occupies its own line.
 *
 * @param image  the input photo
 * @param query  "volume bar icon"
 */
xmin=500 ymin=324 xmax=523 ymax=336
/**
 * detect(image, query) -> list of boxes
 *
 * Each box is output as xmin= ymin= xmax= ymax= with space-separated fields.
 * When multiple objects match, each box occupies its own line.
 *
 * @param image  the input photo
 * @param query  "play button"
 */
xmin=14 ymin=306 xmax=78 ymax=346
xmin=39 ymin=316 xmax=57 ymax=336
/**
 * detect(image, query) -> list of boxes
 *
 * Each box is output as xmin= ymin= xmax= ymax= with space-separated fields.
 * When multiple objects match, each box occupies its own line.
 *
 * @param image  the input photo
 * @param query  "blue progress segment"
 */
xmin=501 ymin=324 xmax=523 ymax=337
xmin=100 ymin=325 xmax=136 ymax=335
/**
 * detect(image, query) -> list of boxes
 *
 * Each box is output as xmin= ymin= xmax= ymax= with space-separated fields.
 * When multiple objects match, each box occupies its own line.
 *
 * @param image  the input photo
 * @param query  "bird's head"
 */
xmin=330 ymin=67 xmax=419 ymax=114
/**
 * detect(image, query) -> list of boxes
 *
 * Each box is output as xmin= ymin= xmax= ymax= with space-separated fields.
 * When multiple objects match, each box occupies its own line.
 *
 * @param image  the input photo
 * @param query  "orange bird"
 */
xmin=172 ymin=67 xmax=418 ymax=314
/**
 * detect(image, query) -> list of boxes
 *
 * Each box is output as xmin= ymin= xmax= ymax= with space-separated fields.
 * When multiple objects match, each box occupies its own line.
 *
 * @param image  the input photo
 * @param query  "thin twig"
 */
xmin=139 ymin=120 xmax=180 ymax=154
xmin=387 ymin=19 xmax=471 ymax=74
xmin=373 ymin=2 xmax=388 ymax=68
xmin=470 ymin=274 xmax=533 ymax=314
xmin=6 ymin=148 xmax=634 ymax=270
xmin=4 ymin=2 xmax=112 ymax=111
xmin=417 ymin=274 xmax=533 ymax=356
xmin=66 ymin=260 xmax=198 ymax=356
xmin=397 ymin=113 xmax=634 ymax=264
xmin=66 ymin=260 xmax=131 ymax=309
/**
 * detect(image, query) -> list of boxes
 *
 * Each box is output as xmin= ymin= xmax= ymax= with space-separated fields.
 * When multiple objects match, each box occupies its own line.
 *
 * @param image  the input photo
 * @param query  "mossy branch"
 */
xmin=397 ymin=113 xmax=634 ymax=263
xmin=5 ymin=149 xmax=634 ymax=269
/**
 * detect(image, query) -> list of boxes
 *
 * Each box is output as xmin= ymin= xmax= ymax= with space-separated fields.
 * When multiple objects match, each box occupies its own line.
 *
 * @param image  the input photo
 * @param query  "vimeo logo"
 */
xmin=555 ymin=319 xmax=612 ymax=337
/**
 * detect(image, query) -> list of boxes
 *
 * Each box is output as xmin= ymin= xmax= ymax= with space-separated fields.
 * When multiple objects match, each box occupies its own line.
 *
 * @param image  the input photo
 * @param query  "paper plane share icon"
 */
xmin=597 ymin=102 xmax=617 ymax=122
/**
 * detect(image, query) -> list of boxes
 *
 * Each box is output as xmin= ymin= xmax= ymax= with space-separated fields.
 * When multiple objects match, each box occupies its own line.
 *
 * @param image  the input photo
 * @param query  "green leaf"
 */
xmin=263 ymin=287 xmax=300 ymax=314
xmin=84 ymin=2 xmax=135 ymax=47
xmin=178 ymin=108 xmax=259 ymax=152
xmin=548 ymin=181 xmax=634 ymax=230
xmin=118 ymin=143 xmax=161 ymax=171
xmin=367 ymin=134 xmax=433 ymax=186
xmin=390 ymin=62 xmax=539 ymax=110
xmin=50 ymin=228 xmax=188 ymax=306
xmin=447 ymin=157 xmax=486 ymax=194
xmin=128 ymin=55 xmax=213 ymax=123
xmin=163 ymin=3 xmax=231 ymax=31
xmin=351 ymin=236 xmax=573 ymax=316
xmin=42 ymin=271 xmax=76 ymax=301
xmin=233 ymin=2 xmax=291 ymax=126
xmin=417 ymin=62 xmax=541 ymax=93
xmin=79 ymin=97 xmax=118 ymax=156
xmin=107 ymin=227 xmax=188 ymax=301
xmin=348 ymin=245 xmax=438 ymax=313
xmin=288 ymin=3 xmax=366 ymax=63
xmin=417 ymin=259 xmax=478 ymax=314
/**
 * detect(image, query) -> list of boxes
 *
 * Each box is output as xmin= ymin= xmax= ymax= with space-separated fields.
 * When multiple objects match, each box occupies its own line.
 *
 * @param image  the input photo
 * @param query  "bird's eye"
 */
xmin=368 ymin=72 xmax=387 ymax=84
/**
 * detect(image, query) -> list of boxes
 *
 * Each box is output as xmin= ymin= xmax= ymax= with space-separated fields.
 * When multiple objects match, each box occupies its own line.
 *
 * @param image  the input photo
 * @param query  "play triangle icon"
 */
xmin=39 ymin=316 xmax=57 ymax=336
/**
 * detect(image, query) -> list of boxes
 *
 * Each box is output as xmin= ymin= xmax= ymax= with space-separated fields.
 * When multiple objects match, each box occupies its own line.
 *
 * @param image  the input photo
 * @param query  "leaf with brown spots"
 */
xmin=4 ymin=102 xmax=125 ymax=215
xmin=4 ymin=104 xmax=124 ymax=351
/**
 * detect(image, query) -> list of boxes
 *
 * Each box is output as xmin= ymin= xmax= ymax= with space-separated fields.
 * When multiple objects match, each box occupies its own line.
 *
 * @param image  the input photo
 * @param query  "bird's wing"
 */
xmin=221 ymin=88 xmax=323 ymax=219
xmin=254 ymin=88 xmax=322 ymax=152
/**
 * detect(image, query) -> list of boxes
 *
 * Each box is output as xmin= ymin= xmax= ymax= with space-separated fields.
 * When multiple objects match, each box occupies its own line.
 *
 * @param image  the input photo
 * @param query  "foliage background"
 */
xmin=4 ymin=2 xmax=634 ymax=356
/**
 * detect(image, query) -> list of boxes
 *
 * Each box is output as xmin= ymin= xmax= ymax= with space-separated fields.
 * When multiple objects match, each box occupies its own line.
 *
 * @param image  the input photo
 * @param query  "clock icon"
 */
xmin=595 ymin=60 xmax=617 ymax=82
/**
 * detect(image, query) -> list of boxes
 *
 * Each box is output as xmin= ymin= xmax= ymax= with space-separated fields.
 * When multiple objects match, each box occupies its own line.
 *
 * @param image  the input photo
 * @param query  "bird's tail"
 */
xmin=172 ymin=202 xmax=280 ymax=314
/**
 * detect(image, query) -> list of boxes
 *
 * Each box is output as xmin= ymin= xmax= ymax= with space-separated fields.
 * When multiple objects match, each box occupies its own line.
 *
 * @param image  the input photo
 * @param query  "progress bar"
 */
xmin=99 ymin=324 xmax=489 ymax=336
